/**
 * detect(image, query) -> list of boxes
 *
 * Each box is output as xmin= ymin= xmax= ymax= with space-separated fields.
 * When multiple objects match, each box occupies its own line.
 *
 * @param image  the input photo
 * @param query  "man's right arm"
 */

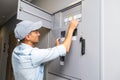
xmin=62 ymin=19 xmax=79 ymax=53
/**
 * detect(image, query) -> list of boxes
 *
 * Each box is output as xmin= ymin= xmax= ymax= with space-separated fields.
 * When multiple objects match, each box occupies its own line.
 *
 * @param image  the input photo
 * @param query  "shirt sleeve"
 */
xmin=31 ymin=45 xmax=66 ymax=67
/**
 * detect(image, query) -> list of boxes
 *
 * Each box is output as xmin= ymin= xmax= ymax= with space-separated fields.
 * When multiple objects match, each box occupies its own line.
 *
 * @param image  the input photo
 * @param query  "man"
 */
xmin=12 ymin=19 xmax=79 ymax=80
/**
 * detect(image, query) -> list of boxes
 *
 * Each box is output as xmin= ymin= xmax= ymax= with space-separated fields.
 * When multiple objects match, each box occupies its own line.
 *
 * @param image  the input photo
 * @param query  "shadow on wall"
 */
xmin=6 ymin=31 xmax=18 ymax=80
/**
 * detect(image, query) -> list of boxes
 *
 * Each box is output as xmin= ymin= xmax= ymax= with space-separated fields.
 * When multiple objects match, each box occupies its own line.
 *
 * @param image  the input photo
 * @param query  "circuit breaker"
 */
xmin=60 ymin=31 xmax=66 ymax=66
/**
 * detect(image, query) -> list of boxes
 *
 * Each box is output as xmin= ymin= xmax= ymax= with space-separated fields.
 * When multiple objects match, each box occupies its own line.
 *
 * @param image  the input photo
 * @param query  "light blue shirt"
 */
xmin=12 ymin=43 xmax=66 ymax=80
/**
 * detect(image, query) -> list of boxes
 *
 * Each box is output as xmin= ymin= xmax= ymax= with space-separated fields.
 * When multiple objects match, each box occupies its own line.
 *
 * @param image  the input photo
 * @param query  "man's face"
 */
xmin=28 ymin=30 xmax=40 ymax=44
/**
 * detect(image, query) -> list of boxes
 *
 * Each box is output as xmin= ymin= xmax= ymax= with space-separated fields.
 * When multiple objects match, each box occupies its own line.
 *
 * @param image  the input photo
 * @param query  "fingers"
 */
xmin=72 ymin=19 xmax=79 ymax=27
xmin=55 ymin=37 xmax=61 ymax=46
xmin=69 ymin=19 xmax=79 ymax=30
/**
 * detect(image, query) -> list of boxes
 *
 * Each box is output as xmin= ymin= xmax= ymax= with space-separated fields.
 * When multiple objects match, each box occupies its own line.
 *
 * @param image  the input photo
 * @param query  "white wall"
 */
xmin=104 ymin=0 xmax=120 ymax=80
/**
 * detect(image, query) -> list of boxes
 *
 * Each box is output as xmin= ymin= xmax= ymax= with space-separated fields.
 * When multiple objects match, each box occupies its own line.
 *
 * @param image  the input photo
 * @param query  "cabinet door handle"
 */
xmin=80 ymin=37 xmax=85 ymax=55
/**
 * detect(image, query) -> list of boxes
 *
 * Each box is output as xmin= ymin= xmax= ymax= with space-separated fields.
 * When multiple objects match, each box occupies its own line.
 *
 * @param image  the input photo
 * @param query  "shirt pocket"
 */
xmin=19 ymin=56 xmax=33 ymax=69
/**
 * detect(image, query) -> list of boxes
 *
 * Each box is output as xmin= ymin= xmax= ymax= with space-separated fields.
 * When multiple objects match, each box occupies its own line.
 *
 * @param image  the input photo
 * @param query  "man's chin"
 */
xmin=33 ymin=41 xmax=39 ymax=44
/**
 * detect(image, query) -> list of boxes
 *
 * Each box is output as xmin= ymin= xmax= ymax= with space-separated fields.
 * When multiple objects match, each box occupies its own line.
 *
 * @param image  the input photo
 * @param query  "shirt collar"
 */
xmin=20 ymin=43 xmax=33 ymax=48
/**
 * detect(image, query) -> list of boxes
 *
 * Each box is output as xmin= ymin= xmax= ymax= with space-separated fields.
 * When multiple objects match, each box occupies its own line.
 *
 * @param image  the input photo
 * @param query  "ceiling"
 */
xmin=0 ymin=0 xmax=18 ymax=27
xmin=0 ymin=0 xmax=34 ymax=28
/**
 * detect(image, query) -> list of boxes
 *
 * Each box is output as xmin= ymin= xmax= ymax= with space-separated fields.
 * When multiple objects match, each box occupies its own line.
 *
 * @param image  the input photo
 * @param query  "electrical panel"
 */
xmin=48 ymin=3 xmax=83 ymax=80
xmin=47 ymin=1 xmax=100 ymax=80
xmin=17 ymin=0 xmax=100 ymax=80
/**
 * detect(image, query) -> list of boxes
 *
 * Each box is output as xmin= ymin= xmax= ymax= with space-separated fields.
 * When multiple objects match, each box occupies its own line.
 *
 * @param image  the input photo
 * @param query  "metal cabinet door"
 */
xmin=77 ymin=0 xmax=100 ymax=80
xmin=17 ymin=0 xmax=52 ymax=29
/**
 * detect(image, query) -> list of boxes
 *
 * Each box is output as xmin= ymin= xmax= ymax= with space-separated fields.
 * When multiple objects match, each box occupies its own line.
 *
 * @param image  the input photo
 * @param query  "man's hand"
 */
xmin=55 ymin=37 xmax=60 ymax=46
xmin=69 ymin=19 xmax=79 ymax=30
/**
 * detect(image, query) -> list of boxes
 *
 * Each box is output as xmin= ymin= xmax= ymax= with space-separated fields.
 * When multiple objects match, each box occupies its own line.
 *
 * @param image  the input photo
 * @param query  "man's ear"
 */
xmin=25 ymin=35 xmax=30 ymax=41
